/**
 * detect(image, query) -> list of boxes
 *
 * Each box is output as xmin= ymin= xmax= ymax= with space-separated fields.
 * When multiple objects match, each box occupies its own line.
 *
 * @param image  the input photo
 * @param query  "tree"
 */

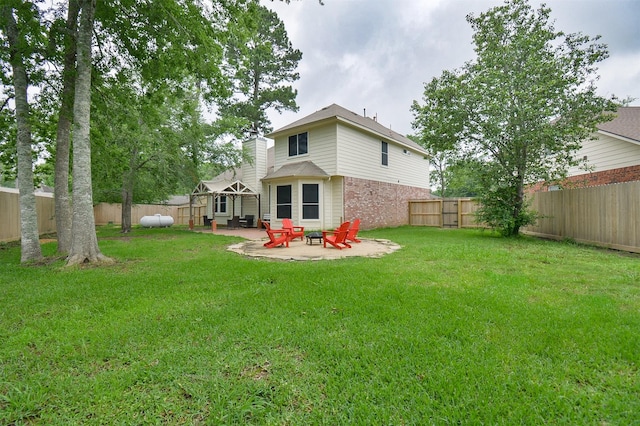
xmin=52 ymin=0 xmax=79 ymax=254
xmin=91 ymin=78 xmax=208 ymax=233
xmin=67 ymin=0 xmax=112 ymax=265
xmin=411 ymin=69 xmax=466 ymax=199
xmin=0 ymin=1 xmax=44 ymax=262
xmin=440 ymin=158 xmax=483 ymax=198
xmin=219 ymin=0 xmax=302 ymax=135
xmin=412 ymin=0 xmax=617 ymax=236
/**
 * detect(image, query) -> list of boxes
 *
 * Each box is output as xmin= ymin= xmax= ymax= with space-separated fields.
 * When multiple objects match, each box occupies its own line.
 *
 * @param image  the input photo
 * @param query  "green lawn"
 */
xmin=1 ymin=226 xmax=639 ymax=424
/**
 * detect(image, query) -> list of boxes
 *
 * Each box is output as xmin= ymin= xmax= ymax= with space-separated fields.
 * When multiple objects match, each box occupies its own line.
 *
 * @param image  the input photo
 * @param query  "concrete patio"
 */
xmin=197 ymin=227 xmax=401 ymax=261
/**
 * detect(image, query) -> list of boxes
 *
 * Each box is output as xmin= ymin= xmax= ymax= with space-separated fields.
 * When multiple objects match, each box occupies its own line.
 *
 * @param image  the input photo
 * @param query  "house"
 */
xmin=192 ymin=104 xmax=431 ymax=230
xmin=538 ymin=106 xmax=640 ymax=191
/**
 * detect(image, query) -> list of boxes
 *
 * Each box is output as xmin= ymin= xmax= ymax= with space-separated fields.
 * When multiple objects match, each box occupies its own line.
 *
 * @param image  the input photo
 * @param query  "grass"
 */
xmin=1 ymin=226 xmax=639 ymax=424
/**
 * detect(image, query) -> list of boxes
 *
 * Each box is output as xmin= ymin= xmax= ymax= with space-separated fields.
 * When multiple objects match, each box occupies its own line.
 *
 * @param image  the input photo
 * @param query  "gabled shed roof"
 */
xmin=267 ymin=103 xmax=428 ymax=155
xmin=192 ymin=179 xmax=258 ymax=196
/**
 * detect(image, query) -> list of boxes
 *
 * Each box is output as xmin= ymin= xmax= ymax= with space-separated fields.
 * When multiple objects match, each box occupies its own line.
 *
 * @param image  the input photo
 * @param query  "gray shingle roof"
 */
xmin=597 ymin=107 xmax=640 ymax=143
xmin=267 ymin=103 xmax=428 ymax=155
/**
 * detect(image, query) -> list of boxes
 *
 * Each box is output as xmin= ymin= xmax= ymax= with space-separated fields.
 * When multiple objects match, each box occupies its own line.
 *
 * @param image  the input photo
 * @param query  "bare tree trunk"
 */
xmin=67 ymin=0 xmax=112 ymax=265
xmin=121 ymin=169 xmax=134 ymax=233
xmin=1 ymin=5 xmax=43 ymax=263
xmin=54 ymin=0 xmax=80 ymax=254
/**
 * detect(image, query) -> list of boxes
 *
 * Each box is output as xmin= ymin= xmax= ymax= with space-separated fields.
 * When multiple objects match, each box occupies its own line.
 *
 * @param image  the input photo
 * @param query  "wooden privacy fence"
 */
xmin=523 ymin=181 xmax=640 ymax=253
xmin=409 ymin=198 xmax=481 ymax=228
xmin=1 ymin=196 xmax=188 ymax=242
xmin=93 ymin=203 xmax=181 ymax=225
xmin=410 ymin=183 xmax=640 ymax=253
xmin=0 ymin=188 xmax=56 ymax=243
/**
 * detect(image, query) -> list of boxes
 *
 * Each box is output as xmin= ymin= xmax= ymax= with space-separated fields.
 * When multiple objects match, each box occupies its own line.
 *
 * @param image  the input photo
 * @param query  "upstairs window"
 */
xmin=381 ymin=141 xmax=389 ymax=166
xmin=288 ymin=132 xmax=308 ymax=157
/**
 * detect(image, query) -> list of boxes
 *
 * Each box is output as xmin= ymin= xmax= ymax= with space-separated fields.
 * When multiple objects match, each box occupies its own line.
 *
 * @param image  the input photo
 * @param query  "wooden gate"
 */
xmin=409 ymin=199 xmax=481 ymax=228
xmin=442 ymin=199 xmax=459 ymax=228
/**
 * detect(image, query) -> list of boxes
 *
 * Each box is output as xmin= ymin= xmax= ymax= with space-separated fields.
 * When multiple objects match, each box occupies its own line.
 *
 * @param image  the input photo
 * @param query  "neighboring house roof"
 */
xmin=263 ymin=160 xmax=329 ymax=180
xmin=267 ymin=103 xmax=428 ymax=155
xmin=208 ymin=168 xmax=244 ymax=183
xmin=165 ymin=195 xmax=190 ymax=205
xmin=597 ymin=107 xmax=640 ymax=144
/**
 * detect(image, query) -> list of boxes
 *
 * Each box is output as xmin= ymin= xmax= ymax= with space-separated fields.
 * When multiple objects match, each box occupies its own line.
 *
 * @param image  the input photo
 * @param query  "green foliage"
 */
xmin=1 ymin=227 xmax=639 ymax=423
xmin=91 ymin=77 xmax=205 ymax=204
xmin=218 ymin=0 xmax=302 ymax=135
xmin=412 ymin=0 xmax=618 ymax=236
xmin=0 ymin=107 xmax=16 ymax=184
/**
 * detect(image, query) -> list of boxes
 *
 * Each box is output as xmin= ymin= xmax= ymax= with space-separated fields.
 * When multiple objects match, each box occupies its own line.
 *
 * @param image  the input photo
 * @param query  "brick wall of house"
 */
xmin=343 ymin=176 xmax=432 ymax=229
xmin=531 ymin=165 xmax=640 ymax=192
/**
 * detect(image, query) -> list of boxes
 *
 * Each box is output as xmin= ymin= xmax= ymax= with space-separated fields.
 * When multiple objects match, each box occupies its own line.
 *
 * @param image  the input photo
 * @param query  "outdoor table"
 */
xmin=305 ymin=232 xmax=323 ymax=245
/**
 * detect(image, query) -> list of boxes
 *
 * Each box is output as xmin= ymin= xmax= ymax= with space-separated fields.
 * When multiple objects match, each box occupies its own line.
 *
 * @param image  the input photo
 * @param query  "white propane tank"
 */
xmin=140 ymin=214 xmax=174 ymax=228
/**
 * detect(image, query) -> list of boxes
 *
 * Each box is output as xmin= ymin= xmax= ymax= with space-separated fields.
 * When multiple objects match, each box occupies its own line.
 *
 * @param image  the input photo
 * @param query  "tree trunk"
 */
xmin=1 ymin=5 xmax=43 ymax=263
xmin=121 ymin=173 xmax=134 ymax=234
xmin=121 ymin=186 xmax=133 ymax=233
xmin=54 ymin=0 xmax=79 ymax=254
xmin=67 ymin=0 xmax=112 ymax=265
xmin=121 ymin=146 xmax=138 ymax=233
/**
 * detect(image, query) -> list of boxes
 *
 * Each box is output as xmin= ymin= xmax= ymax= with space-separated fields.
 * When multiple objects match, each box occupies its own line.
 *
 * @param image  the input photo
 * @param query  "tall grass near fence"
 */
xmin=1 ymin=226 xmax=639 ymax=424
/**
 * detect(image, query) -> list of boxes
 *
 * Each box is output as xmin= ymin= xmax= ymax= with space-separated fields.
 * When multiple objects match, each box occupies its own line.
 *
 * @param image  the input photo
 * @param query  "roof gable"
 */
xmin=192 ymin=179 xmax=258 ymax=196
xmin=597 ymin=107 xmax=640 ymax=144
xmin=267 ymin=103 xmax=428 ymax=155
xmin=263 ymin=161 xmax=329 ymax=180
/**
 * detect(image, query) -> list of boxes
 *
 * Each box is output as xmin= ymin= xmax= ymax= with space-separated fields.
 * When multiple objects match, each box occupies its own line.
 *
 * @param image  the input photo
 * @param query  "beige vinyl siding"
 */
xmin=336 ymin=124 xmax=429 ymax=188
xmin=273 ymin=125 xmax=337 ymax=173
xmin=330 ymin=176 xmax=344 ymax=228
xmin=569 ymin=133 xmax=640 ymax=176
xmin=240 ymin=138 xmax=268 ymax=217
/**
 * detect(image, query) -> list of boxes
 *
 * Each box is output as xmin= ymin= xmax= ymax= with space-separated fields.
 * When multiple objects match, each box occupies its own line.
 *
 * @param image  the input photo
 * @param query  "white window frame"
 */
xmin=288 ymin=132 xmax=309 ymax=157
xmin=301 ymin=183 xmax=320 ymax=220
xmin=214 ymin=195 xmax=227 ymax=214
xmin=381 ymin=141 xmax=389 ymax=166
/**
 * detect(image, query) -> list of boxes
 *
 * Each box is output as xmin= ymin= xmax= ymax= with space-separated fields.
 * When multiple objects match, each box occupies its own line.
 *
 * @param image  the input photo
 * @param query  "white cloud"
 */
xmin=260 ymin=0 xmax=640 ymax=135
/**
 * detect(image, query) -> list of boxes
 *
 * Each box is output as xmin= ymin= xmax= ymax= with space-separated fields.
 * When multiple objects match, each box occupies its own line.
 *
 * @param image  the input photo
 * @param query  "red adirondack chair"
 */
xmin=322 ymin=221 xmax=351 ymax=250
xmin=346 ymin=218 xmax=361 ymax=243
xmin=282 ymin=218 xmax=304 ymax=241
xmin=263 ymin=222 xmax=290 ymax=248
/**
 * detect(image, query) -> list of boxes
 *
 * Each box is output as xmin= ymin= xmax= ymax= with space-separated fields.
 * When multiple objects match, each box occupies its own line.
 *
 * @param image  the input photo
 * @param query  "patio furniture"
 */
xmin=239 ymin=215 xmax=254 ymax=228
xmin=282 ymin=218 xmax=304 ymax=241
xmin=258 ymin=213 xmax=271 ymax=229
xmin=263 ymin=222 xmax=290 ymax=248
xmin=305 ymin=232 xmax=323 ymax=245
xmin=227 ymin=216 xmax=240 ymax=229
xmin=346 ymin=218 xmax=361 ymax=243
xmin=322 ymin=221 xmax=351 ymax=250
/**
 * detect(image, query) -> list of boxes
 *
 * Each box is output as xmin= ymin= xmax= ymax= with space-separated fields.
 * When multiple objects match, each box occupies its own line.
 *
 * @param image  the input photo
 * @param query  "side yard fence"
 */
xmin=523 ymin=181 xmax=639 ymax=253
xmin=1 ymin=190 xmax=189 ymax=242
xmin=410 ymin=181 xmax=640 ymax=253
xmin=1 ymin=188 xmax=56 ymax=243
xmin=93 ymin=203 xmax=181 ymax=226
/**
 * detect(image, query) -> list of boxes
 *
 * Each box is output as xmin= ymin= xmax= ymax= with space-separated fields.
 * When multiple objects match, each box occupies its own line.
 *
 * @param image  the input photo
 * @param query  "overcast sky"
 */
xmin=259 ymin=0 xmax=640 ymax=136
